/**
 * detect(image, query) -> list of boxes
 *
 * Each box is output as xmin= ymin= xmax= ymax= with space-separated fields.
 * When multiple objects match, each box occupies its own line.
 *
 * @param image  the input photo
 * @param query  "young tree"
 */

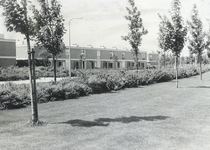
xmin=32 ymin=0 xmax=66 ymax=83
xmin=38 ymin=50 xmax=52 ymax=66
xmin=161 ymin=0 xmax=187 ymax=88
xmin=158 ymin=14 xmax=172 ymax=67
xmin=205 ymin=26 xmax=210 ymax=64
xmin=79 ymin=52 xmax=86 ymax=69
xmin=122 ymin=0 xmax=148 ymax=70
xmin=187 ymin=4 xmax=205 ymax=80
xmin=112 ymin=55 xmax=118 ymax=69
xmin=0 ymin=0 xmax=39 ymax=124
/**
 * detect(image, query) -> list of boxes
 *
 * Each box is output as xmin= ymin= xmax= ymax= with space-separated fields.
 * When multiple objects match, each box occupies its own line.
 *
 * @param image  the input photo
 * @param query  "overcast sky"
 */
xmin=1 ymin=0 xmax=210 ymax=56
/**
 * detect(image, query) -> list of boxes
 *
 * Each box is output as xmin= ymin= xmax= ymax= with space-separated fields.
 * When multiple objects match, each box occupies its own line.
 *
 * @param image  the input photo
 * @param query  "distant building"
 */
xmin=16 ymin=45 xmax=158 ymax=70
xmin=147 ymin=53 xmax=159 ymax=68
xmin=66 ymin=46 xmax=148 ymax=70
xmin=0 ymin=34 xmax=16 ymax=67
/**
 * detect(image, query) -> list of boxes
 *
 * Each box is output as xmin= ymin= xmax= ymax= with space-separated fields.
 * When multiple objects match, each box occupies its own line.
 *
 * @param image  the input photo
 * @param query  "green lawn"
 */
xmin=0 ymin=71 xmax=210 ymax=150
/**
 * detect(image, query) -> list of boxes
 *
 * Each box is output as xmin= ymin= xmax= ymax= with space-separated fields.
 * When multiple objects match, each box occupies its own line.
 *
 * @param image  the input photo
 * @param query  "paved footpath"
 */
xmin=0 ymin=77 xmax=64 ymax=85
xmin=0 ymin=71 xmax=210 ymax=150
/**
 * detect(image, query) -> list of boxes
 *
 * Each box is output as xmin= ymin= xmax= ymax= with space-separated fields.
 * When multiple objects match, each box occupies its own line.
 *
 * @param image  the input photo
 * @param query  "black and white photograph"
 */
xmin=0 ymin=0 xmax=210 ymax=149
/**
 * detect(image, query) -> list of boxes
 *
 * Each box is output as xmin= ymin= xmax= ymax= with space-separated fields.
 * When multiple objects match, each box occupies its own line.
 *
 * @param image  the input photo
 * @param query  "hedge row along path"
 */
xmin=0 ymin=71 xmax=210 ymax=150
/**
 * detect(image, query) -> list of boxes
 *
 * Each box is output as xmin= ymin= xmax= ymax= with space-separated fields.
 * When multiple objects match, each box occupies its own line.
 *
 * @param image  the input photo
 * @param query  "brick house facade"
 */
xmin=0 ymin=34 xmax=16 ymax=67
xmin=16 ymin=45 xmax=159 ymax=70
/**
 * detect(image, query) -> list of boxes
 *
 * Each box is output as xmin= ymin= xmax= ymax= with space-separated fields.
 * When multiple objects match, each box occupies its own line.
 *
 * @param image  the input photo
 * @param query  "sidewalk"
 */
xmin=0 ymin=77 xmax=65 ymax=85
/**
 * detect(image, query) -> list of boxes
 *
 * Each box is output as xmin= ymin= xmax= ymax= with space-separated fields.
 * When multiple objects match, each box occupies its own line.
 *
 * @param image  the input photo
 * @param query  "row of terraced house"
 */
xmin=0 ymin=34 xmax=159 ymax=69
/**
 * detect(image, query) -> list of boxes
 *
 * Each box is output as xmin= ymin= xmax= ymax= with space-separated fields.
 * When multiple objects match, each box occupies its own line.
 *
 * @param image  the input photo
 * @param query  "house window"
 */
xmin=74 ymin=61 xmax=79 ymax=69
xmin=58 ymin=61 xmax=62 ymax=66
xmin=142 ymin=53 xmax=146 ymax=60
xmin=110 ymin=51 xmax=114 ymax=59
xmin=150 ymin=54 xmax=152 ymax=60
xmin=103 ymin=62 xmax=107 ymax=68
xmin=81 ymin=49 xmax=85 ymax=54
xmin=127 ymin=62 xmax=130 ymax=67
xmin=108 ymin=62 xmax=113 ymax=68
xmin=122 ymin=52 xmax=125 ymax=59
xmin=141 ymin=63 xmax=144 ymax=69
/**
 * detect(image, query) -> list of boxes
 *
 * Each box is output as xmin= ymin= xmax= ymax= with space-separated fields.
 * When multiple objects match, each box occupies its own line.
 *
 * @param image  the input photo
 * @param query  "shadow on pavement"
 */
xmin=57 ymin=115 xmax=169 ymax=127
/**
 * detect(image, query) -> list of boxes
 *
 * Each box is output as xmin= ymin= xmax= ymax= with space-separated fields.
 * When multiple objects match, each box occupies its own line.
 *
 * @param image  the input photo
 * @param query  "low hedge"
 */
xmin=0 ymin=66 xmax=76 ymax=81
xmin=0 ymin=65 xmax=210 ymax=109
xmin=0 ymin=80 xmax=92 ymax=109
xmin=0 ymin=66 xmax=29 ymax=81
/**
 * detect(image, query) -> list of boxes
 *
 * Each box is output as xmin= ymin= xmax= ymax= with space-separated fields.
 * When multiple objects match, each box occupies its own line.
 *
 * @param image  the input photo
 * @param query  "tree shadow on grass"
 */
xmin=58 ymin=115 xmax=169 ymax=127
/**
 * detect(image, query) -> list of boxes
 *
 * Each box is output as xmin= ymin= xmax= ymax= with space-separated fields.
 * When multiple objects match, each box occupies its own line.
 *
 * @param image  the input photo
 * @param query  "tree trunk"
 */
xmin=44 ymin=59 xmax=47 ymax=67
xmin=53 ymin=55 xmax=57 ymax=83
xmin=199 ymin=54 xmax=202 ymax=80
xmin=134 ymin=54 xmax=139 ymax=70
xmin=175 ymin=56 xmax=178 ymax=88
xmin=31 ymin=49 xmax=38 ymax=122
xmin=195 ymin=55 xmax=197 ymax=66
xmin=23 ymin=2 xmax=38 ymax=124
xmin=26 ymin=34 xmax=38 ymax=124
xmin=158 ymin=53 xmax=160 ymax=70
xmin=200 ymin=61 xmax=202 ymax=80
xmin=164 ymin=51 xmax=166 ymax=67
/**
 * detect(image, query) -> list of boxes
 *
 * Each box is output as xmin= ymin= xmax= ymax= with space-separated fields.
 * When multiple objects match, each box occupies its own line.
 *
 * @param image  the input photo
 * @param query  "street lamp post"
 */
xmin=69 ymin=17 xmax=83 ymax=78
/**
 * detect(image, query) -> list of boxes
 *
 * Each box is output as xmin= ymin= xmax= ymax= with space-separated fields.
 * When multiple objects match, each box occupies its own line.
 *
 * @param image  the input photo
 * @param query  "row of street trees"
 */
xmin=0 ymin=0 xmax=65 ymax=125
xmin=158 ymin=0 xmax=187 ymax=88
xmin=158 ymin=54 xmax=209 ymax=68
xmin=122 ymin=0 xmax=187 ymax=88
xmin=1 ymin=0 xmax=210 ymax=123
xmin=158 ymin=1 xmax=210 ymax=85
xmin=122 ymin=0 xmax=210 ymax=88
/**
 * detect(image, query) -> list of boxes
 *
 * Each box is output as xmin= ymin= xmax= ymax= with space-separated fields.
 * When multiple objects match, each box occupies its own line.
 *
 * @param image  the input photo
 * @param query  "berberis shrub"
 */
xmin=37 ymin=79 xmax=92 ymax=103
xmin=0 ymin=80 xmax=92 ymax=109
xmin=0 ymin=65 xmax=210 ymax=109
xmin=0 ymin=66 xmax=29 ymax=81
xmin=0 ymin=66 xmax=73 ymax=81
xmin=0 ymin=83 xmax=30 ymax=109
